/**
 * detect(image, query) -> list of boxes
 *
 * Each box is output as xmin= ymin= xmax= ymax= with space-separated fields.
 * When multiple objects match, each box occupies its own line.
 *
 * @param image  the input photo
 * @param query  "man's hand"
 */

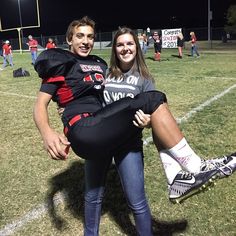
xmin=42 ymin=129 xmax=70 ymax=160
xmin=133 ymin=109 xmax=151 ymax=128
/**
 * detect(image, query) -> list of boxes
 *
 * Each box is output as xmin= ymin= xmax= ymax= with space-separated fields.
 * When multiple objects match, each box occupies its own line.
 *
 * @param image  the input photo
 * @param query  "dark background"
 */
xmin=0 ymin=0 xmax=234 ymax=38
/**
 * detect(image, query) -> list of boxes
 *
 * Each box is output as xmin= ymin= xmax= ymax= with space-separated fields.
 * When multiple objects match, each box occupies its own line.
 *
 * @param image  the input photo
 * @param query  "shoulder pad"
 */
xmin=34 ymin=48 xmax=77 ymax=78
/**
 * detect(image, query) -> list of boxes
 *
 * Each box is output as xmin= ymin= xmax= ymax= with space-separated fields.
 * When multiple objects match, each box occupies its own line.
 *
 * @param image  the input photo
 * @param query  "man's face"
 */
xmin=67 ymin=25 xmax=95 ymax=57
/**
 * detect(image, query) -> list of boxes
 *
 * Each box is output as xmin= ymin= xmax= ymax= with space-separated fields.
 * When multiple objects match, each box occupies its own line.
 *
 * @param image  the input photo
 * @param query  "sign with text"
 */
xmin=161 ymin=28 xmax=182 ymax=48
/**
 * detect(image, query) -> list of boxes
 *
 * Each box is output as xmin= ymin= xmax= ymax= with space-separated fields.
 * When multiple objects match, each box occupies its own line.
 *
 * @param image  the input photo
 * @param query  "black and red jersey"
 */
xmin=34 ymin=48 xmax=108 ymax=121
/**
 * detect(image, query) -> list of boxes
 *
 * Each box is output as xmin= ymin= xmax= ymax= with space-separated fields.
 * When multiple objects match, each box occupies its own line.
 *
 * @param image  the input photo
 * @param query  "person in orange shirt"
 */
xmin=45 ymin=38 xmax=57 ymax=49
xmin=2 ymin=40 xmax=13 ymax=69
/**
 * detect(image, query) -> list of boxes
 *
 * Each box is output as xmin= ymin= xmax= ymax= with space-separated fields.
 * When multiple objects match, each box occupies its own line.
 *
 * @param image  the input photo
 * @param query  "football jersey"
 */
xmin=35 ymin=48 xmax=108 ymax=120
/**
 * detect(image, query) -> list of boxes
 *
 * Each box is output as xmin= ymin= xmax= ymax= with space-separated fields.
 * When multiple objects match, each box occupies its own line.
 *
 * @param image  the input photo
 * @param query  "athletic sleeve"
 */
xmin=40 ymin=82 xmax=58 ymax=96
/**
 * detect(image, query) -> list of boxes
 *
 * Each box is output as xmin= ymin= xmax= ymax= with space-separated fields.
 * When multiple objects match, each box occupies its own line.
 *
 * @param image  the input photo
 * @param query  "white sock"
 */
xmin=168 ymin=137 xmax=201 ymax=174
xmin=159 ymin=150 xmax=182 ymax=185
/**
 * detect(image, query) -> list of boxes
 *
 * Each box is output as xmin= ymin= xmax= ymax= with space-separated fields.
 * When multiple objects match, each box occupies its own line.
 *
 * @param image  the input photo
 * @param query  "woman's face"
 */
xmin=115 ymin=33 xmax=137 ymax=71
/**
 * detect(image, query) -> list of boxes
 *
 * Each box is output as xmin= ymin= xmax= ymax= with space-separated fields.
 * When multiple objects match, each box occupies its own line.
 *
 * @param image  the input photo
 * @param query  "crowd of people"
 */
xmin=0 ymin=28 xmax=200 ymax=71
xmin=32 ymin=16 xmax=236 ymax=236
xmin=134 ymin=28 xmax=200 ymax=61
xmin=137 ymin=29 xmax=200 ymax=60
xmin=0 ymin=36 xmax=57 ymax=69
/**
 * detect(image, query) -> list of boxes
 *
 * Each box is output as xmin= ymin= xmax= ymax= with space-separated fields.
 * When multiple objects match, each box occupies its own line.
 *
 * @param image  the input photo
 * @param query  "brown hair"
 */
xmin=66 ymin=16 xmax=96 ymax=42
xmin=109 ymin=27 xmax=154 ymax=81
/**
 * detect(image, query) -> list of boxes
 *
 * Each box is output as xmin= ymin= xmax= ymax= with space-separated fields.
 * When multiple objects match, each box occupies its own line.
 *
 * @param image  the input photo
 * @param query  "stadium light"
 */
xmin=208 ymin=0 xmax=212 ymax=44
xmin=17 ymin=0 xmax=24 ymax=53
xmin=17 ymin=0 xmax=23 ymax=31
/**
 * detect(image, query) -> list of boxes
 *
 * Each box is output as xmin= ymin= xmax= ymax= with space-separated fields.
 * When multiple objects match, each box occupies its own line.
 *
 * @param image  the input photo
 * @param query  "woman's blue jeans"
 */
xmin=84 ymin=151 xmax=153 ymax=236
xmin=191 ymin=45 xmax=199 ymax=57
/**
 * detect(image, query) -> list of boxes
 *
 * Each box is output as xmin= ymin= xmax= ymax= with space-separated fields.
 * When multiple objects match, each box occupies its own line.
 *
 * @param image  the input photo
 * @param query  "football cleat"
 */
xmin=205 ymin=152 xmax=236 ymax=178
xmin=169 ymin=166 xmax=218 ymax=204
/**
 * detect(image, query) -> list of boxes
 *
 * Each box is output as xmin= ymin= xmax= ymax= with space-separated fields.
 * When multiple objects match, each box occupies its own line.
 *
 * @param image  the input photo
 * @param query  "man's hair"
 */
xmin=66 ymin=16 xmax=96 ymax=42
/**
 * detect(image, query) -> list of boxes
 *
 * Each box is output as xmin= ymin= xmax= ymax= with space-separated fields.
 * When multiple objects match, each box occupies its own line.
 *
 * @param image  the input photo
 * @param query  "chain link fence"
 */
xmin=1 ymin=27 xmax=235 ymax=52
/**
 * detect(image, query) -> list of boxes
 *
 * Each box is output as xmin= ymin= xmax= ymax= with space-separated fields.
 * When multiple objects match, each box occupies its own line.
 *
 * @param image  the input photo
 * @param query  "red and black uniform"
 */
xmin=35 ymin=48 xmax=167 ymax=160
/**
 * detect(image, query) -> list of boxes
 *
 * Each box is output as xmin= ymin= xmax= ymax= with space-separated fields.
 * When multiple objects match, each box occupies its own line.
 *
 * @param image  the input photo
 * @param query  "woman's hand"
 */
xmin=133 ymin=109 xmax=151 ymax=128
xmin=57 ymin=107 xmax=65 ymax=117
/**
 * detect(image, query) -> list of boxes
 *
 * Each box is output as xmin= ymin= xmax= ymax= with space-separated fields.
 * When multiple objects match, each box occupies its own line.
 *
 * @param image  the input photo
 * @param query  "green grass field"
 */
xmin=0 ymin=45 xmax=236 ymax=236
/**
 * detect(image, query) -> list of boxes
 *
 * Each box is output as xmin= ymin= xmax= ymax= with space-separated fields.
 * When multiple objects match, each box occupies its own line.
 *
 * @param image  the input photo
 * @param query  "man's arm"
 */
xmin=33 ymin=91 xmax=70 ymax=160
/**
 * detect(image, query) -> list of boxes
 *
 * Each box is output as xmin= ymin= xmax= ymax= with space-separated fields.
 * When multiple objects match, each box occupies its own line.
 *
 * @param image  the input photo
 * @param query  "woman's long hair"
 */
xmin=108 ymin=27 xmax=154 ymax=82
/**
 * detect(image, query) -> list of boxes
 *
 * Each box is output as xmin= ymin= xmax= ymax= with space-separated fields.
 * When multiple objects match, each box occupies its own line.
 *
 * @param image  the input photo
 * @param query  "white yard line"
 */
xmin=0 ymin=83 xmax=236 ymax=235
xmin=176 ymin=83 xmax=236 ymax=124
xmin=0 ymin=193 xmax=65 ymax=236
xmin=144 ymin=83 xmax=236 ymax=144
xmin=205 ymin=76 xmax=236 ymax=80
xmin=0 ymin=91 xmax=36 ymax=99
xmin=0 ymin=203 xmax=48 ymax=236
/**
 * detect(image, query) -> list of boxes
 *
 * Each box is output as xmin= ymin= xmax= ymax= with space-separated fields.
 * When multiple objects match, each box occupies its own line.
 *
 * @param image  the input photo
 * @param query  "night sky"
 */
xmin=0 ymin=0 xmax=235 ymax=38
